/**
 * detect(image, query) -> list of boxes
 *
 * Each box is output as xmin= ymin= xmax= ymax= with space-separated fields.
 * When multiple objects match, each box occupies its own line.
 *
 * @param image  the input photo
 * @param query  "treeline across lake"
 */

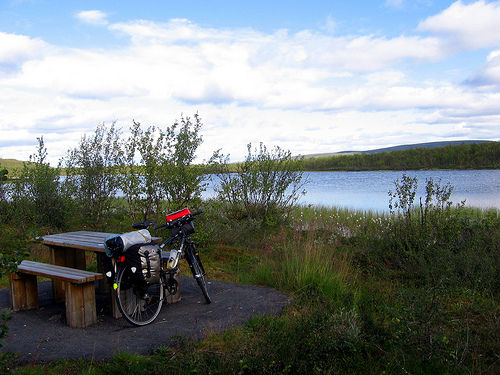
xmin=300 ymin=141 xmax=500 ymax=171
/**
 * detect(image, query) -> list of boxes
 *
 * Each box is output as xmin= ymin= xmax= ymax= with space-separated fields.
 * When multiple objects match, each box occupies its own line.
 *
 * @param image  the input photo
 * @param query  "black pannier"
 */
xmin=101 ymin=255 xmax=115 ymax=283
xmin=126 ymin=243 xmax=161 ymax=284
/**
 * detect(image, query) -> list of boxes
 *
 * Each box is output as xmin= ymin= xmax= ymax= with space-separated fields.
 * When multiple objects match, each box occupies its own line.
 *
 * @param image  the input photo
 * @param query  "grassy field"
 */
xmin=0 ymin=159 xmax=25 ymax=169
xmin=2 ymin=200 xmax=498 ymax=375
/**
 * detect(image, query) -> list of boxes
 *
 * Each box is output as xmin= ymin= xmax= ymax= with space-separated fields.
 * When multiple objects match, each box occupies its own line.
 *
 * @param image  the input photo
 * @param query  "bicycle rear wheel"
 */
xmin=114 ymin=265 xmax=164 ymax=326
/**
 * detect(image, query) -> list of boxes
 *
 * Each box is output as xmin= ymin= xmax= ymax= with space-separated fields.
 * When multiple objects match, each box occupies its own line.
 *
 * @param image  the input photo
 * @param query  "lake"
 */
xmin=203 ymin=170 xmax=500 ymax=212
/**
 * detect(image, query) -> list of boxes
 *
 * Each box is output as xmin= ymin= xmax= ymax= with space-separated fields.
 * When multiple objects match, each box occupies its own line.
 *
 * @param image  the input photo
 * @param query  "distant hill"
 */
xmin=0 ymin=158 xmax=26 ymax=170
xmin=303 ymin=140 xmax=496 ymax=159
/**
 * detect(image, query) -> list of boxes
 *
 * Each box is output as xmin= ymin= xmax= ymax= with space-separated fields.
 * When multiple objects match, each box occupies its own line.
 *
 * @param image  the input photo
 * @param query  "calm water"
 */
xmin=204 ymin=170 xmax=500 ymax=212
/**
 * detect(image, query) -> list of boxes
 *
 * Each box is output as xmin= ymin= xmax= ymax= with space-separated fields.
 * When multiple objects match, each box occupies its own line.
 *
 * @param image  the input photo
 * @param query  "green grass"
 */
xmin=0 ymin=159 xmax=44 ymax=179
xmin=0 ymin=159 xmax=26 ymax=170
xmin=3 ymin=203 xmax=499 ymax=374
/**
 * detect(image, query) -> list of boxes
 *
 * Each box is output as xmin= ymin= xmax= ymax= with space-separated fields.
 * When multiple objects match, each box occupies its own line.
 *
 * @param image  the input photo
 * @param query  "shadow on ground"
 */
xmin=0 ymin=276 xmax=289 ymax=364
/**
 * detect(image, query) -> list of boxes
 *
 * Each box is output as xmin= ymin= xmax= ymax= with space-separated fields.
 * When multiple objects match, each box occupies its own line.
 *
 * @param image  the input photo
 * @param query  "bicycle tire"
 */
xmin=189 ymin=255 xmax=211 ymax=304
xmin=114 ymin=265 xmax=164 ymax=326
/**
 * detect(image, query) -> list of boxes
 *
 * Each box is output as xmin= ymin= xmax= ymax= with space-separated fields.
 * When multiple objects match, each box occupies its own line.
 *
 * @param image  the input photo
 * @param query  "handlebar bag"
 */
xmin=170 ymin=221 xmax=195 ymax=237
xmin=126 ymin=243 xmax=161 ymax=284
xmin=166 ymin=208 xmax=191 ymax=222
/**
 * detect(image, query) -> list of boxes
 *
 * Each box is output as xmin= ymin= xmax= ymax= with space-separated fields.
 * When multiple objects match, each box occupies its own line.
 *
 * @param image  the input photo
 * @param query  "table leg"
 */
xmin=95 ymin=253 xmax=110 ymax=293
xmin=95 ymin=253 xmax=121 ymax=318
xmin=110 ymin=291 xmax=121 ymax=318
xmin=50 ymin=246 xmax=87 ymax=302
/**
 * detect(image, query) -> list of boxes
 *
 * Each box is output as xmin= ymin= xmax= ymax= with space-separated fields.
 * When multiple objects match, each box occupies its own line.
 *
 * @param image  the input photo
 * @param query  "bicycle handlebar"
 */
xmin=153 ymin=209 xmax=203 ymax=230
xmin=132 ymin=221 xmax=155 ymax=230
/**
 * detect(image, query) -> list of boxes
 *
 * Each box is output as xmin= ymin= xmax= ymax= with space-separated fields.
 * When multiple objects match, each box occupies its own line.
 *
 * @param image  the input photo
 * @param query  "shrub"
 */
xmin=383 ymin=174 xmax=499 ymax=295
xmin=8 ymin=137 xmax=66 ymax=229
xmin=211 ymin=143 xmax=306 ymax=226
xmin=120 ymin=121 xmax=166 ymax=221
xmin=159 ymin=113 xmax=206 ymax=211
xmin=0 ymin=168 xmax=8 ymax=223
xmin=120 ymin=114 xmax=207 ymax=221
xmin=63 ymin=124 xmax=123 ymax=228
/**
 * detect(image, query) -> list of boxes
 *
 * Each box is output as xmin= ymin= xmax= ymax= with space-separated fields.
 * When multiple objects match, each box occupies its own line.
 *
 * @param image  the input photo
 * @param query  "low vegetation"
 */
xmin=0 ymin=120 xmax=498 ymax=374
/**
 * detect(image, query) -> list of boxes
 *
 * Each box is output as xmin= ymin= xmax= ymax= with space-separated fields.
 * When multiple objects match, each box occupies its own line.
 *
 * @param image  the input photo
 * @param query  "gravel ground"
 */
xmin=0 ymin=276 xmax=289 ymax=365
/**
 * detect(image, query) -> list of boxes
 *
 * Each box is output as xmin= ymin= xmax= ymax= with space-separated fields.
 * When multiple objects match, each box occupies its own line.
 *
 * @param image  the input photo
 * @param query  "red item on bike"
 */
xmin=166 ymin=208 xmax=191 ymax=222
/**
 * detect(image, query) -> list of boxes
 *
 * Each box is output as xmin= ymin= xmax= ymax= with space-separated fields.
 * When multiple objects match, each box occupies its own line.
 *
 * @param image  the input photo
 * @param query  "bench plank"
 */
xmin=18 ymin=261 xmax=103 ymax=284
xmin=20 ymin=260 xmax=100 ymax=277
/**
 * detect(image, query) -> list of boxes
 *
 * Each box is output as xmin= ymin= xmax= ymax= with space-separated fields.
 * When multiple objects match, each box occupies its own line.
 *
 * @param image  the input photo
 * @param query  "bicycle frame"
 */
xmin=160 ymin=234 xmax=206 ymax=279
xmin=114 ymin=208 xmax=211 ymax=326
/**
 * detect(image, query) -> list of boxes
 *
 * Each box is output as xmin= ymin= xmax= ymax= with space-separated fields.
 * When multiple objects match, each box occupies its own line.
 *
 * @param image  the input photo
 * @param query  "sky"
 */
xmin=1 ymin=0 xmax=500 ymax=164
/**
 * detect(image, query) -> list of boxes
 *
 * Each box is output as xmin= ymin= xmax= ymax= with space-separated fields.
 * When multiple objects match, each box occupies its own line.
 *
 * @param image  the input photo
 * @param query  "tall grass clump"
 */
xmin=280 ymin=234 xmax=354 ymax=304
xmin=250 ymin=227 xmax=357 ymax=308
xmin=290 ymin=205 xmax=390 ymax=240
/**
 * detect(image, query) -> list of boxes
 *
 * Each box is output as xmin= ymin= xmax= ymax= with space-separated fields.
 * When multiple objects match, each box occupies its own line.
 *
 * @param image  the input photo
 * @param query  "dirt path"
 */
xmin=0 ymin=276 xmax=289 ymax=364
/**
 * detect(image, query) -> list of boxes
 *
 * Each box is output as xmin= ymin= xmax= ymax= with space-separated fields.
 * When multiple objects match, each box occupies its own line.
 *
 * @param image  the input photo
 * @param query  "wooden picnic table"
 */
xmin=41 ymin=230 xmax=162 ymax=317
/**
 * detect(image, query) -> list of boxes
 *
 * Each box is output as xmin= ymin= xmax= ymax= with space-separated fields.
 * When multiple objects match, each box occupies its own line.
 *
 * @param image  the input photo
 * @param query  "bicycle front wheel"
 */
xmin=114 ymin=265 xmax=164 ymax=326
xmin=189 ymin=255 xmax=211 ymax=304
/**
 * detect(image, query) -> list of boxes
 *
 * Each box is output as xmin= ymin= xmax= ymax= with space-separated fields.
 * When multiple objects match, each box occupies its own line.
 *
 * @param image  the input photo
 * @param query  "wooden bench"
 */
xmin=9 ymin=260 xmax=104 ymax=328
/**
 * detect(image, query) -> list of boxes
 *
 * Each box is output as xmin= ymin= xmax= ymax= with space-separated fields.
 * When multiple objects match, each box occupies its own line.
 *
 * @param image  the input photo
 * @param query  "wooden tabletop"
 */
xmin=41 ymin=231 xmax=161 ymax=253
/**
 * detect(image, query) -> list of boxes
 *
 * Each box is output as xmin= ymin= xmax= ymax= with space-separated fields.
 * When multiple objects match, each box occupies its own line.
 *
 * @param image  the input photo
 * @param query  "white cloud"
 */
xmin=418 ymin=0 xmax=500 ymax=50
xmin=1 ymin=11 xmax=500 ymax=164
xmin=12 ymin=50 xmax=150 ymax=98
xmin=0 ymin=32 xmax=48 ymax=67
xmin=76 ymin=10 xmax=109 ymax=26
xmin=466 ymin=50 xmax=500 ymax=89
xmin=111 ymin=19 xmax=446 ymax=72
xmin=109 ymin=18 xmax=224 ymax=44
